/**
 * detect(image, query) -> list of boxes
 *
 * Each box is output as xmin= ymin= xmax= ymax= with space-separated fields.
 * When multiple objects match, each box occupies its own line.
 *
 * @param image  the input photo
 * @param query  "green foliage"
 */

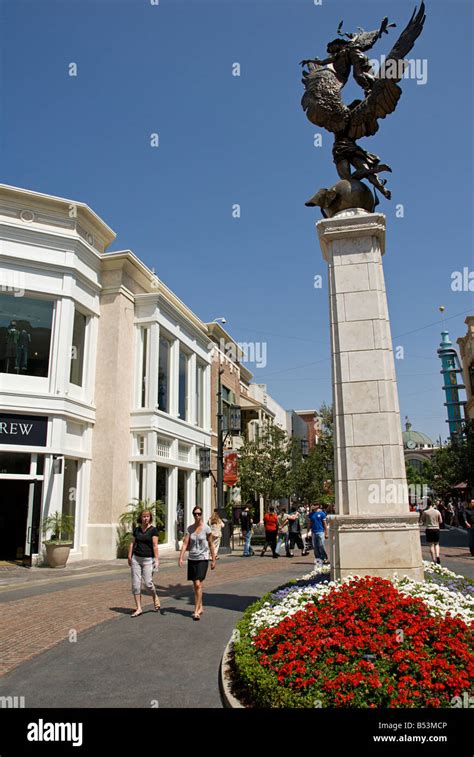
xmin=237 ymin=404 xmax=335 ymax=509
xmin=423 ymin=420 xmax=474 ymax=496
xmin=42 ymin=511 xmax=75 ymax=544
xmin=116 ymin=527 xmax=134 ymax=558
xmin=231 ymin=591 xmax=309 ymax=708
xmin=290 ymin=403 xmax=334 ymax=505
xmin=118 ymin=498 xmax=167 ymax=549
xmin=238 ymin=424 xmax=294 ymax=508
xmin=405 ymin=463 xmax=428 ymax=488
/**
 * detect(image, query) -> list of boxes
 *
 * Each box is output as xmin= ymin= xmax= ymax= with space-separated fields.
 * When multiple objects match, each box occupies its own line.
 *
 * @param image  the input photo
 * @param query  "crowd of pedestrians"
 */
xmin=417 ymin=496 xmax=474 ymax=564
xmin=239 ymin=502 xmax=330 ymax=566
xmin=127 ymin=495 xmax=474 ymax=619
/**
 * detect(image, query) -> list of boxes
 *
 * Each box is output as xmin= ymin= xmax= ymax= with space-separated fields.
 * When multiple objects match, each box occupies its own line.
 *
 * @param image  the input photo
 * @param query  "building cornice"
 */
xmin=0 ymin=184 xmax=116 ymax=252
xmin=317 ymin=211 xmax=386 ymax=260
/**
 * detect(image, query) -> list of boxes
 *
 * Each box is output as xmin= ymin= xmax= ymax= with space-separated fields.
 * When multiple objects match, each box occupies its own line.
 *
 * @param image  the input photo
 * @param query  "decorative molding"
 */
xmin=328 ymin=514 xmax=420 ymax=532
xmin=317 ymin=212 xmax=386 ymax=260
xmin=20 ymin=209 xmax=35 ymax=223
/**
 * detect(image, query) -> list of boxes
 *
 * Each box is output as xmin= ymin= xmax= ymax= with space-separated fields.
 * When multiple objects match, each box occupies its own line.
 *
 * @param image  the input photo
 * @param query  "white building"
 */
xmin=0 ymin=185 xmax=212 ymax=564
xmin=248 ymin=383 xmax=287 ymax=432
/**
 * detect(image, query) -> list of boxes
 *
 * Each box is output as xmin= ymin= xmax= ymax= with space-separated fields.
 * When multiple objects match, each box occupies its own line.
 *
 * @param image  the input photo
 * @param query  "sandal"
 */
xmin=131 ymin=609 xmax=143 ymax=618
xmin=192 ymin=613 xmax=201 ymax=621
xmin=154 ymin=596 xmax=161 ymax=611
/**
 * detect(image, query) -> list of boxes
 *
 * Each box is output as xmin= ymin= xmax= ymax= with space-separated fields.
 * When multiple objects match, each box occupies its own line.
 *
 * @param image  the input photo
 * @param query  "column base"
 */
xmin=328 ymin=514 xmax=424 ymax=582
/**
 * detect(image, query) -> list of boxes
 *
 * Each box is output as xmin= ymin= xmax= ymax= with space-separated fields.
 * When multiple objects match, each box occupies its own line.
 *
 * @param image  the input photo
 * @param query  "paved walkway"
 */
xmin=0 ymin=552 xmax=312 ymax=707
xmin=0 ymin=527 xmax=471 ymax=708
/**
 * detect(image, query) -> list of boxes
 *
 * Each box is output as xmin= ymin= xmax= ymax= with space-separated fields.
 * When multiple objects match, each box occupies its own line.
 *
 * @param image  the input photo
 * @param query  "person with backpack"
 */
xmin=275 ymin=507 xmax=290 ymax=556
xmin=287 ymin=505 xmax=309 ymax=557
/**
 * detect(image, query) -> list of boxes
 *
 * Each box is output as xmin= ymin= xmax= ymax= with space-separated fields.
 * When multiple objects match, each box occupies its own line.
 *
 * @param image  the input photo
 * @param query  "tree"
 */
xmin=291 ymin=403 xmax=334 ymax=506
xmin=405 ymin=463 xmax=427 ymax=488
xmin=423 ymin=420 xmax=474 ymax=497
xmin=237 ymin=424 xmax=293 ymax=510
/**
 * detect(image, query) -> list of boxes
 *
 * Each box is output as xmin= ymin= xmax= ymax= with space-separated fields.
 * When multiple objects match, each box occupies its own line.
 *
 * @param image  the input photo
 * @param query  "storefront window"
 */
xmin=196 ymin=362 xmax=205 ymax=427
xmin=0 ymin=452 xmax=30 ymax=474
xmin=222 ymin=385 xmax=233 ymax=432
xmin=156 ymin=465 xmax=168 ymax=541
xmin=62 ymin=459 xmax=78 ymax=543
xmin=178 ymin=350 xmax=189 ymax=421
xmin=0 ymin=294 xmax=54 ymax=377
xmin=158 ymin=336 xmax=170 ymax=413
xmin=140 ymin=328 xmax=149 ymax=408
xmin=407 ymin=458 xmax=424 ymax=473
xmin=69 ymin=310 xmax=87 ymax=386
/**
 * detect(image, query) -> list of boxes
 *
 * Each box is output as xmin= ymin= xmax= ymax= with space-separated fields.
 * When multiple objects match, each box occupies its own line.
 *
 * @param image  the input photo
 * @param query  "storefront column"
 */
xmin=189 ymin=468 xmax=196 ymax=524
xmin=189 ymin=353 xmax=197 ymax=425
xmin=170 ymin=339 xmax=180 ymax=417
xmin=167 ymin=466 xmax=178 ymax=548
xmin=149 ymin=322 xmax=160 ymax=410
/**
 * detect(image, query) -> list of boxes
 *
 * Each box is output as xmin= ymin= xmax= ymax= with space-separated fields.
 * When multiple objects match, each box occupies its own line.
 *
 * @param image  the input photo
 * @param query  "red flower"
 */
xmin=251 ymin=576 xmax=473 ymax=708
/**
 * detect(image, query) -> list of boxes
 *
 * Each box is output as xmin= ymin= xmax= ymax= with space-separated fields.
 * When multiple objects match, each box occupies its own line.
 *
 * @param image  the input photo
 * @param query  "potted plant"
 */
xmin=117 ymin=498 xmax=166 ymax=557
xmin=42 ymin=512 xmax=75 ymax=568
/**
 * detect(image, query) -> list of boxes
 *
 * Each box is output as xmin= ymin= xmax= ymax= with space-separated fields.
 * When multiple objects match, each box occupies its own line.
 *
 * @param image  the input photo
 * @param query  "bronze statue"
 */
xmin=300 ymin=3 xmax=426 ymax=215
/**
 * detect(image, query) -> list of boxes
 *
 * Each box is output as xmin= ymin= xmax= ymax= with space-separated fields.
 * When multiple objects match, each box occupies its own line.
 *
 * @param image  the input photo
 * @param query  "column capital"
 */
xmin=317 ymin=210 xmax=386 ymax=261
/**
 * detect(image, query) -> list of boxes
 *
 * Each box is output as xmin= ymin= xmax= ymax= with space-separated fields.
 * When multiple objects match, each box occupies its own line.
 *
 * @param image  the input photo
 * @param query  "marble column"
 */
xmin=317 ymin=209 xmax=423 ymax=581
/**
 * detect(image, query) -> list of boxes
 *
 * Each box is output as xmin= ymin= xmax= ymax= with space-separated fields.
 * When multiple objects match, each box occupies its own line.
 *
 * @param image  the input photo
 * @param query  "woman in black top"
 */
xmin=127 ymin=509 xmax=160 ymax=617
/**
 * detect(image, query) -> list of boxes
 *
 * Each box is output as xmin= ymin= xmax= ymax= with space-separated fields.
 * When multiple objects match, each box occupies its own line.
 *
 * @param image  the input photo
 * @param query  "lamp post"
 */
xmin=216 ymin=367 xmax=242 ymax=553
xmin=216 ymin=367 xmax=232 ymax=553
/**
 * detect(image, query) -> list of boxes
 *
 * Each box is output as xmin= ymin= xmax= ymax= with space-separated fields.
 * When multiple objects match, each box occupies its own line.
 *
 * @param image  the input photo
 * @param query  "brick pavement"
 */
xmin=0 ymin=527 xmax=472 ymax=681
xmin=0 ymin=553 xmax=311 ymax=677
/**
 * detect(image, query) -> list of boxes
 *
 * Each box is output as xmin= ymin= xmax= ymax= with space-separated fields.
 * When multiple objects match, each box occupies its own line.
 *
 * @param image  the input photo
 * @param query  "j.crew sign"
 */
xmin=0 ymin=414 xmax=48 ymax=446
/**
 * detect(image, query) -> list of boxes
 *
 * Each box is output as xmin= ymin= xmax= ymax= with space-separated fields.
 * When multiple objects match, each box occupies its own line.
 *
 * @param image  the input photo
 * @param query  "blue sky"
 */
xmin=1 ymin=0 xmax=473 ymax=442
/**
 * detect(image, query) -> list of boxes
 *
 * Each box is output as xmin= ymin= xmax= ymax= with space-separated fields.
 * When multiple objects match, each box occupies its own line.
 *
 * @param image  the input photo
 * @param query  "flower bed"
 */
xmin=231 ymin=562 xmax=474 ymax=708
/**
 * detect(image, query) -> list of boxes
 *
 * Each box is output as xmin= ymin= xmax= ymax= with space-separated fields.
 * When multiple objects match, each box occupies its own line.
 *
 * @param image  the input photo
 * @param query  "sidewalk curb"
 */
xmin=219 ymin=636 xmax=244 ymax=709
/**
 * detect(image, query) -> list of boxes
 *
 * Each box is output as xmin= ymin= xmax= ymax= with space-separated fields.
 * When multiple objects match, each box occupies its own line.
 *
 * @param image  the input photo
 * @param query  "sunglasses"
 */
xmin=194 ymin=512 xmax=202 ymax=516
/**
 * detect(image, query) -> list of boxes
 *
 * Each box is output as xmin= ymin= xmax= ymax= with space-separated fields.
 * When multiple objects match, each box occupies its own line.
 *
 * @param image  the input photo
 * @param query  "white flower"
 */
xmin=248 ymin=560 xmax=474 ymax=638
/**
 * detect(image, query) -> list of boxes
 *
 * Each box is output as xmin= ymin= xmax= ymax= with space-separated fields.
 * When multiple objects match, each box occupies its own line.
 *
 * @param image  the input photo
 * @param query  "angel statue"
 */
xmin=300 ymin=3 xmax=426 ymax=216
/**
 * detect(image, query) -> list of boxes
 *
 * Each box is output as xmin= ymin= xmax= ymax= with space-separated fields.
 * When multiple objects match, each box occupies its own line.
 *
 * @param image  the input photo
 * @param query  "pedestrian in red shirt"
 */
xmin=260 ymin=506 xmax=279 ymax=558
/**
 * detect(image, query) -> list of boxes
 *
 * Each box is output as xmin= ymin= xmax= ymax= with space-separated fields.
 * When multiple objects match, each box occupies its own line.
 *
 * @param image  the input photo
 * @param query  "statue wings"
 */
xmin=301 ymin=3 xmax=426 ymax=138
xmin=348 ymin=3 xmax=426 ymax=139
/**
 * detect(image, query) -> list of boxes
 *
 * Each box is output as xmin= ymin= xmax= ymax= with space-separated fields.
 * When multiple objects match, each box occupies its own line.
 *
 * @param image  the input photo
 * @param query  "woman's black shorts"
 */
xmin=425 ymin=529 xmax=440 ymax=544
xmin=188 ymin=559 xmax=209 ymax=582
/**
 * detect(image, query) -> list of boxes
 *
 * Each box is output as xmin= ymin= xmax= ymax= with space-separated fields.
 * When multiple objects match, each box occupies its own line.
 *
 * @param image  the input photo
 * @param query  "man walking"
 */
xmin=276 ymin=507 xmax=290 ymax=556
xmin=465 ymin=500 xmax=474 ymax=558
xmin=309 ymin=503 xmax=329 ymax=566
xmin=287 ymin=505 xmax=309 ymax=557
xmin=240 ymin=506 xmax=254 ymax=557
xmin=421 ymin=499 xmax=443 ymax=564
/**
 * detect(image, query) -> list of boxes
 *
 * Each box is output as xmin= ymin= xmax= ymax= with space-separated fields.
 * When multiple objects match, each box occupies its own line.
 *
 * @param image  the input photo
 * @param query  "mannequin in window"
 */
xmin=17 ymin=328 xmax=31 ymax=371
xmin=5 ymin=321 xmax=19 ymax=373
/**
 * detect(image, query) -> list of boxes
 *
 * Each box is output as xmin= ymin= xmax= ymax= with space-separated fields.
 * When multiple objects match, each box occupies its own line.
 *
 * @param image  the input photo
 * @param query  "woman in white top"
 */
xmin=208 ymin=509 xmax=225 ymax=558
xmin=179 ymin=506 xmax=216 ymax=620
